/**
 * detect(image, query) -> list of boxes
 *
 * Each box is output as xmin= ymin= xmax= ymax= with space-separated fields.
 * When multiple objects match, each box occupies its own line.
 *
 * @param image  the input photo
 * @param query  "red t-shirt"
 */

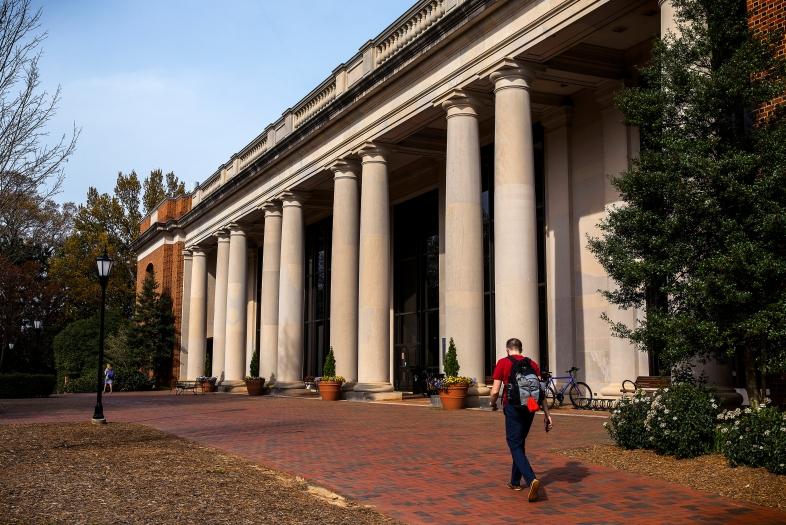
xmin=492 ymin=355 xmax=541 ymax=406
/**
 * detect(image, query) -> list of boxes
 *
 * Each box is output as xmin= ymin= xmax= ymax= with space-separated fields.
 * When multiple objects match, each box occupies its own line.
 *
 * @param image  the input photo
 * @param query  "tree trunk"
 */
xmin=744 ymin=346 xmax=760 ymax=403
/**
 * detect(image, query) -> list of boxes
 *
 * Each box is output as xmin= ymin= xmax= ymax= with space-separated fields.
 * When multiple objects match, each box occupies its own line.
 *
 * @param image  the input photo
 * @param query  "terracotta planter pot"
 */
xmin=439 ymin=384 xmax=468 ymax=410
xmin=319 ymin=380 xmax=343 ymax=401
xmin=245 ymin=378 xmax=265 ymax=396
xmin=200 ymin=381 xmax=217 ymax=393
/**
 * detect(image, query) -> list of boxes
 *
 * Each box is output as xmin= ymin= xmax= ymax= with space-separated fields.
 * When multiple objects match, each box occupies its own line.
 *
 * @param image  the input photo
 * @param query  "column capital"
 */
xmin=258 ymin=201 xmax=283 ymax=217
xmin=539 ymin=106 xmax=573 ymax=130
xmin=226 ymin=223 xmax=247 ymax=236
xmin=437 ymin=89 xmax=482 ymax=118
xmin=213 ymin=229 xmax=230 ymax=242
xmin=279 ymin=190 xmax=308 ymax=208
xmin=486 ymin=59 xmax=542 ymax=92
xmin=357 ymin=142 xmax=389 ymax=164
xmin=182 ymin=249 xmax=193 ymax=259
xmin=188 ymin=245 xmax=207 ymax=257
xmin=329 ymin=159 xmax=361 ymax=179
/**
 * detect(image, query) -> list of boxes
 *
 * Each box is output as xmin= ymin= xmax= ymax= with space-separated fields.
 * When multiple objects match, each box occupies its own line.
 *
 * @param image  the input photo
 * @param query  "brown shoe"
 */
xmin=528 ymin=479 xmax=541 ymax=502
xmin=506 ymin=483 xmax=523 ymax=491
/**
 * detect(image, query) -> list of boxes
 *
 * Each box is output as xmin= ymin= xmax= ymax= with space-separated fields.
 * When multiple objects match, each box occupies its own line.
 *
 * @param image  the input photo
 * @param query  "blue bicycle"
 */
xmin=540 ymin=366 xmax=593 ymax=409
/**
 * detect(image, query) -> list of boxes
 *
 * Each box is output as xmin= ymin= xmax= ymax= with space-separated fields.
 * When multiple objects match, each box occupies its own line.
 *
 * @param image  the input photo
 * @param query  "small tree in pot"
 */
xmin=438 ymin=338 xmax=475 ymax=410
xmin=244 ymin=349 xmax=265 ymax=396
xmin=318 ymin=347 xmax=344 ymax=401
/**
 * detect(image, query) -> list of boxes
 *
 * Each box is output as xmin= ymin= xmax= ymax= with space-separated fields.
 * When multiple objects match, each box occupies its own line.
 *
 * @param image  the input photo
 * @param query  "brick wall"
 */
xmin=136 ymin=241 xmax=187 ymax=383
xmin=748 ymin=0 xmax=786 ymax=122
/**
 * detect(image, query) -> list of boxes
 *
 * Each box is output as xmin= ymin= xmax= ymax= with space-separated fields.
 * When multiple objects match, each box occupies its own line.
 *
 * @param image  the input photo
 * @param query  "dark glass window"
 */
xmin=303 ymin=218 xmax=332 ymax=378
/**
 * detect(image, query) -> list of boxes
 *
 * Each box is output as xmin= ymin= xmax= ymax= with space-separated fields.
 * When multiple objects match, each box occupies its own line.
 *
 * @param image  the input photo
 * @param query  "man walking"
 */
xmin=490 ymin=338 xmax=552 ymax=502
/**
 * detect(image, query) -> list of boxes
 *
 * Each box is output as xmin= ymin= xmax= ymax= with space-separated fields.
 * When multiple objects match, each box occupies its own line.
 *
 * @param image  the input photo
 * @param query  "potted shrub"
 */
xmin=244 ymin=349 xmax=265 ymax=396
xmin=197 ymin=376 xmax=217 ymax=393
xmin=438 ymin=338 xmax=475 ymax=410
xmin=318 ymin=347 xmax=344 ymax=401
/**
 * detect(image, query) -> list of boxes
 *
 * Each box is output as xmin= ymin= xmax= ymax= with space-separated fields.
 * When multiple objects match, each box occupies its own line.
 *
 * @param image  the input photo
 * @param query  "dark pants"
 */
xmin=504 ymin=404 xmax=536 ymax=486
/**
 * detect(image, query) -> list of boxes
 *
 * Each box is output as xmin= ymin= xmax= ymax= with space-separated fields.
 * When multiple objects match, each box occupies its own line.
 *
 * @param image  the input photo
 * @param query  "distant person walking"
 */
xmin=489 ymin=338 xmax=552 ymax=502
xmin=104 ymin=363 xmax=114 ymax=394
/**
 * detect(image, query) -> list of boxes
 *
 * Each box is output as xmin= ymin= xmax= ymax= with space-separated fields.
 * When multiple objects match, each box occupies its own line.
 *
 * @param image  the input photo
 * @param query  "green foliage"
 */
xmin=444 ymin=338 xmax=459 ymax=378
xmin=716 ymin=401 xmax=786 ymax=475
xmin=0 ymin=374 xmax=56 ymax=398
xmin=53 ymin=310 xmax=126 ymax=384
xmin=127 ymin=271 xmax=175 ymax=385
xmin=62 ymin=372 xmax=96 ymax=393
xmin=588 ymin=0 xmax=786 ymax=378
xmin=249 ymin=349 xmax=260 ymax=378
xmin=321 ymin=347 xmax=339 ymax=381
xmin=644 ymin=383 xmax=720 ymax=459
xmin=143 ymin=169 xmax=186 ymax=214
xmin=604 ymin=390 xmax=652 ymax=449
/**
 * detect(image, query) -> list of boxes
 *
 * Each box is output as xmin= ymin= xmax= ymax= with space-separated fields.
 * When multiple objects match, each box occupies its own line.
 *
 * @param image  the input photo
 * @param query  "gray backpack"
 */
xmin=506 ymin=356 xmax=542 ymax=411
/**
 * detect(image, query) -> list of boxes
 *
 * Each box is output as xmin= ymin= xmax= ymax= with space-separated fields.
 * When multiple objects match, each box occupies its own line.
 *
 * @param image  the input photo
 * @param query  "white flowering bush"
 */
xmin=604 ymin=390 xmax=651 ymax=449
xmin=643 ymin=383 xmax=719 ymax=458
xmin=716 ymin=400 xmax=786 ymax=475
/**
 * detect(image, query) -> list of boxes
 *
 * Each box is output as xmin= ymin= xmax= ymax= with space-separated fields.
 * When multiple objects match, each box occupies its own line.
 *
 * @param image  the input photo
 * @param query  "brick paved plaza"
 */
xmin=2 ymin=392 xmax=784 ymax=525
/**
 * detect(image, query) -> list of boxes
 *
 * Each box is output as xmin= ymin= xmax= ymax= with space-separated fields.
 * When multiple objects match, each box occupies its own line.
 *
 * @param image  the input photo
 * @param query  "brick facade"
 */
xmin=136 ymin=195 xmax=192 ymax=383
xmin=748 ymin=0 xmax=786 ymax=122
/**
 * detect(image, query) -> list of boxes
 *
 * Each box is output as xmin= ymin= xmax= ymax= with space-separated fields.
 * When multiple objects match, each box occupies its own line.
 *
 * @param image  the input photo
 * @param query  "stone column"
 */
xmin=276 ymin=193 xmax=306 ymax=389
xmin=659 ymin=0 xmax=679 ymax=37
xmin=260 ymin=203 xmax=282 ymax=383
xmin=491 ymin=65 xmax=540 ymax=362
xmin=179 ymin=250 xmax=192 ymax=379
xmin=355 ymin=144 xmax=394 ymax=393
xmin=211 ymin=231 xmax=230 ymax=380
xmin=186 ymin=247 xmax=208 ymax=380
xmin=442 ymin=92 xmax=486 ymax=392
xmin=224 ymin=224 xmax=248 ymax=384
xmin=329 ymin=160 xmax=360 ymax=386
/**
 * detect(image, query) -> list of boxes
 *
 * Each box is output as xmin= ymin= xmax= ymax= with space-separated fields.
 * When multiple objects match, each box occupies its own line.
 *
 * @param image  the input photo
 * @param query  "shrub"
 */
xmin=604 ymin=390 xmax=651 ymax=449
xmin=63 ymin=372 xmax=97 ymax=393
xmin=716 ymin=401 xmax=786 ymax=475
xmin=444 ymin=338 xmax=459 ymax=377
xmin=53 ymin=311 xmax=127 ymax=387
xmin=249 ymin=349 xmax=260 ymax=378
xmin=0 ymin=374 xmax=56 ymax=398
xmin=644 ymin=383 xmax=719 ymax=458
xmin=320 ymin=347 xmax=344 ymax=383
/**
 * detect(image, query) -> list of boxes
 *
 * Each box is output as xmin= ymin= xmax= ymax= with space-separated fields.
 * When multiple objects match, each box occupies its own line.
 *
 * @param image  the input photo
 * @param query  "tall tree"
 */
xmin=0 ymin=0 xmax=78 ymax=229
xmin=143 ymin=169 xmax=185 ymax=214
xmin=127 ymin=270 xmax=175 ymax=383
xmin=588 ymin=0 xmax=786 ymax=396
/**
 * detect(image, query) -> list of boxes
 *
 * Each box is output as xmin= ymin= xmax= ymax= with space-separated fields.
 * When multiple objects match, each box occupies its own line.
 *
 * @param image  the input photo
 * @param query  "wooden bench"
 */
xmin=621 ymin=376 xmax=671 ymax=397
xmin=174 ymin=380 xmax=199 ymax=395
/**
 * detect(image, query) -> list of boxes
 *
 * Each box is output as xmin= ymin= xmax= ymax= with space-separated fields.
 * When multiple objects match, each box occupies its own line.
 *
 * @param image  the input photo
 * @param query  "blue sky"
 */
xmin=35 ymin=0 xmax=413 ymax=205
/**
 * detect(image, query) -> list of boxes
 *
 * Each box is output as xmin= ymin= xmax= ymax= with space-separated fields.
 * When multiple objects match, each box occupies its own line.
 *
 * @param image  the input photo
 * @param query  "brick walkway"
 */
xmin=2 ymin=392 xmax=784 ymax=525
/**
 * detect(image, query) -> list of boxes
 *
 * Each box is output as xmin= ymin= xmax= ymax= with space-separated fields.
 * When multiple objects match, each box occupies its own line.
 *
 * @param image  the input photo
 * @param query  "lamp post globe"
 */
xmin=92 ymin=248 xmax=113 ymax=425
xmin=33 ymin=319 xmax=42 ymax=330
xmin=8 ymin=343 xmax=13 ymax=350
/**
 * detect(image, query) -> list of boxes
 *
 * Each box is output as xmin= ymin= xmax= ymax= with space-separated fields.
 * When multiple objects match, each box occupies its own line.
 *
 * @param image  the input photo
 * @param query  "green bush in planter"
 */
xmin=444 ymin=338 xmax=459 ymax=377
xmin=0 ymin=374 xmax=56 ymax=398
xmin=716 ymin=401 xmax=786 ymax=475
xmin=604 ymin=390 xmax=651 ymax=449
xmin=644 ymin=382 xmax=719 ymax=458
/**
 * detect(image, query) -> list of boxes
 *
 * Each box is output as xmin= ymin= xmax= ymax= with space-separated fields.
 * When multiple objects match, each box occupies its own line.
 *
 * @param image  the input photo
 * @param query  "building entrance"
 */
xmin=393 ymin=190 xmax=440 ymax=392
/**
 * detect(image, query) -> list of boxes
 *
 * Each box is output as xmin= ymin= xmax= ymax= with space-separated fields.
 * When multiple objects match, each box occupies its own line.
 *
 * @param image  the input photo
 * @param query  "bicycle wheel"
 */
xmin=544 ymin=386 xmax=558 ymax=409
xmin=569 ymin=382 xmax=593 ymax=409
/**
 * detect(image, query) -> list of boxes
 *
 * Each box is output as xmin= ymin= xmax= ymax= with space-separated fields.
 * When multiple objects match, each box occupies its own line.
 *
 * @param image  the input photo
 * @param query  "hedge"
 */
xmin=0 ymin=374 xmax=56 ymax=398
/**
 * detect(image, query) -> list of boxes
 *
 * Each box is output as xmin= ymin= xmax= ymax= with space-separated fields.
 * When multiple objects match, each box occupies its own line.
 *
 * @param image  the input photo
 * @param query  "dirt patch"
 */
xmin=0 ymin=422 xmax=400 ymax=525
xmin=561 ymin=443 xmax=786 ymax=510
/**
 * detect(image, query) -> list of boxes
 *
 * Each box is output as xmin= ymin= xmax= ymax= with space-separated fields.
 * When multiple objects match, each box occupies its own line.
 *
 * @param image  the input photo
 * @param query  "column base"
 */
xmin=353 ymin=382 xmax=395 ymax=393
xmin=219 ymin=380 xmax=247 ymax=394
xmin=341 ymin=381 xmax=358 ymax=391
xmin=345 ymin=390 xmax=403 ymax=402
xmin=276 ymin=380 xmax=306 ymax=389
xmin=466 ymin=394 xmax=491 ymax=409
xmin=599 ymin=383 xmax=626 ymax=397
xmin=469 ymin=384 xmax=491 ymax=396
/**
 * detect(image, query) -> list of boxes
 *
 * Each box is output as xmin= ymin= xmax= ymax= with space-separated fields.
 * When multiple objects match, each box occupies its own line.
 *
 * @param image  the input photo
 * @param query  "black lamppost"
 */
xmin=92 ymin=249 xmax=113 ymax=425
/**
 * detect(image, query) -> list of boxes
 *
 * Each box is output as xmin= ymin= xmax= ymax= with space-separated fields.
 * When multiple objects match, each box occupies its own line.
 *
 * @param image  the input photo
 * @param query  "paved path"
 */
xmin=2 ymin=392 xmax=784 ymax=525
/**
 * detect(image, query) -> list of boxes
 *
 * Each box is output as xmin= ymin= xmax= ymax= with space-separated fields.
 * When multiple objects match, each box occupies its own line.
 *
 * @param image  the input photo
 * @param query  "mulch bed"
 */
xmin=0 ymin=422 xmax=400 ymax=525
xmin=561 ymin=443 xmax=786 ymax=510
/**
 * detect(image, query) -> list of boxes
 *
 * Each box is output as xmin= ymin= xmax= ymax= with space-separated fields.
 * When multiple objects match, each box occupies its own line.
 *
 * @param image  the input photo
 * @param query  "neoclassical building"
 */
xmin=135 ymin=0 xmax=690 ymax=399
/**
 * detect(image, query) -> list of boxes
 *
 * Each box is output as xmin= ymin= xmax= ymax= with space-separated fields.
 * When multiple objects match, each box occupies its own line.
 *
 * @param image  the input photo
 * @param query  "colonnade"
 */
xmin=182 ymin=61 xmax=542 ymax=393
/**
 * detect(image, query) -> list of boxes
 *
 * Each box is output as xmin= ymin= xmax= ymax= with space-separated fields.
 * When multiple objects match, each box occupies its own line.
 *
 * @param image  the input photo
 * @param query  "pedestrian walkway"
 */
xmin=2 ymin=392 xmax=784 ymax=524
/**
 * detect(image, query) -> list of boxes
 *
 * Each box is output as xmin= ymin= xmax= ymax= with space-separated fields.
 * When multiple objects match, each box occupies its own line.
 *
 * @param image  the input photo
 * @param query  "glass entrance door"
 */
xmin=393 ymin=190 xmax=439 ymax=392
